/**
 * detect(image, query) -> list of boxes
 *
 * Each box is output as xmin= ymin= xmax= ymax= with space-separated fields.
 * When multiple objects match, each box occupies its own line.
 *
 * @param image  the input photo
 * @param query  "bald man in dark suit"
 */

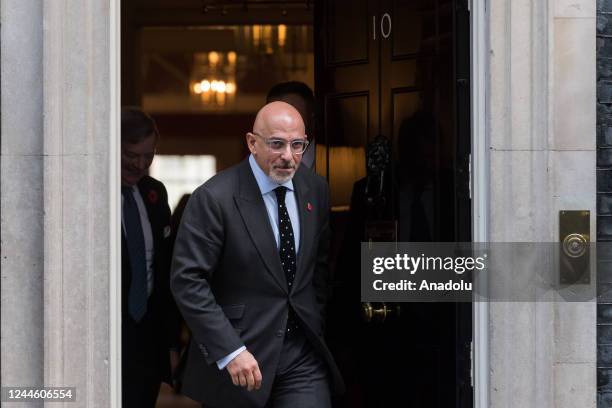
xmin=171 ymin=102 xmax=344 ymax=408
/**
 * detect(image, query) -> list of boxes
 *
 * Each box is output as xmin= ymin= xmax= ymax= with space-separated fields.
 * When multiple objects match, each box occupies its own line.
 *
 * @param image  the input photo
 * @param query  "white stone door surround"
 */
xmin=0 ymin=0 xmax=596 ymax=407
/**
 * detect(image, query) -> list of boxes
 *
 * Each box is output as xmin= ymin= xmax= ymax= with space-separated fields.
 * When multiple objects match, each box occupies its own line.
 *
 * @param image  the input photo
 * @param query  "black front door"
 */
xmin=315 ymin=1 xmax=472 ymax=406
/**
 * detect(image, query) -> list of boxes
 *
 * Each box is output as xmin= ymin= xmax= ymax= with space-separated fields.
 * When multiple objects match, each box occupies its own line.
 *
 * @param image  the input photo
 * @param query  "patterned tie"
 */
xmin=274 ymin=186 xmax=300 ymax=335
xmin=122 ymin=186 xmax=148 ymax=322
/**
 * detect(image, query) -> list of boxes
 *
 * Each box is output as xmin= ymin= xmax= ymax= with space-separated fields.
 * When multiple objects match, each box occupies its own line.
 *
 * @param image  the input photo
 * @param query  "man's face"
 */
xmin=247 ymin=128 xmax=305 ymax=184
xmin=121 ymin=133 xmax=157 ymax=186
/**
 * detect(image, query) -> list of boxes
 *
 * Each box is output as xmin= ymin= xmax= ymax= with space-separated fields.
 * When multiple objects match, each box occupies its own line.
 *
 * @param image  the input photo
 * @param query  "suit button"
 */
xmin=199 ymin=344 xmax=209 ymax=357
xmin=276 ymin=330 xmax=284 ymax=337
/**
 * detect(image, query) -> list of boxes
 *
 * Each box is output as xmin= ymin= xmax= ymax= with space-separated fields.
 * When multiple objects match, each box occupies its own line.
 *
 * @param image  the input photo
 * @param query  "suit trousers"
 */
xmin=265 ymin=329 xmax=331 ymax=408
xmin=204 ymin=329 xmax=331 ymax=408
xmin=123 ymin=310 xmax=162 ymax=408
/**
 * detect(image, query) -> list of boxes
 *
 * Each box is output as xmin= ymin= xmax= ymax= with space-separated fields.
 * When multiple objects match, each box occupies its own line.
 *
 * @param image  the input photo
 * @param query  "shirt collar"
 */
xmin=248 ymin=154 xmax=294 ymax=195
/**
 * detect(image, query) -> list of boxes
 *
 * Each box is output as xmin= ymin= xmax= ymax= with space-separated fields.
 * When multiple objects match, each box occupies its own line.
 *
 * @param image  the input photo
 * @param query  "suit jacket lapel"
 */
xmin=293 ymin=167 xmax=314 ymax=287
xmin=234 ymin=160 xmax=288 ymax=293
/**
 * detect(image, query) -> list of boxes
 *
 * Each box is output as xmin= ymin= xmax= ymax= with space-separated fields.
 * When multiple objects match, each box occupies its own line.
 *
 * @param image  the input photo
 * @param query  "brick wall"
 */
xmin=598 ymin=1 xmax=612 ymax=405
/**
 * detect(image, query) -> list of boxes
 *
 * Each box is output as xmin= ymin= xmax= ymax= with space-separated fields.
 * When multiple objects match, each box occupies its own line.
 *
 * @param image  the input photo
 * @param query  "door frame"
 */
xmin=107 ymin=0 xmax=490 ymax=406
xmin=110 ymin=0 xmax=122 ymax=406
xmin=470 ymin=0 xmax=489 ymax=407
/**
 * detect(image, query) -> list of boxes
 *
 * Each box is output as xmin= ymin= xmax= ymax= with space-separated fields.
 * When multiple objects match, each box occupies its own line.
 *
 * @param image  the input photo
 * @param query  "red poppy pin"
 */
xmin=307 ymin=202 xmax=313 ymax=211
xmin=147 ymin=189 xmax=159 ymax=204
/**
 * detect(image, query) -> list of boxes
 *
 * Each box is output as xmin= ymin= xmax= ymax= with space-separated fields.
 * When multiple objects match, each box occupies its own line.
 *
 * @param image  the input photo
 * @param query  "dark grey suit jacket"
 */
xmin=170 ymin=158 xmax=344 ymax=407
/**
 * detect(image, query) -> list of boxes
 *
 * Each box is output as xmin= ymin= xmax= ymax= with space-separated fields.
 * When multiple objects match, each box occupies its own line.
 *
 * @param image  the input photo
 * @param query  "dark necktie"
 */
xmin=274 ymin=186 xmax=300 ymax=335
xmin=122 ymin=186 xmax=148 ymax=322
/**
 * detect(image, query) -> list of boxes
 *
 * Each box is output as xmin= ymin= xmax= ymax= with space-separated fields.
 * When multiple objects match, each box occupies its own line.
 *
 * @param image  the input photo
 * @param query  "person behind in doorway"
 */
xmin=266 ymin=81 xmax=317 ymax=169
xmin=121 ymin=107 xmax=181 ymax=407
xmin=171 ymin=101 xmax=344 ymax=408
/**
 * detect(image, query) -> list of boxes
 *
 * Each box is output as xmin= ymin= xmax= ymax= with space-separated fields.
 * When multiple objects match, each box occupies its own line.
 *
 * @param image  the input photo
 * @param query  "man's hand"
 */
xmin=226 ymin=349 xmax=262 ymax=391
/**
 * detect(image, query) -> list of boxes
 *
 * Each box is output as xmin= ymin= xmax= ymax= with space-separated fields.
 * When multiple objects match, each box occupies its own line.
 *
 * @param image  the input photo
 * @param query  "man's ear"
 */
xmin=246 ymin=132 xmax=256 ymax=154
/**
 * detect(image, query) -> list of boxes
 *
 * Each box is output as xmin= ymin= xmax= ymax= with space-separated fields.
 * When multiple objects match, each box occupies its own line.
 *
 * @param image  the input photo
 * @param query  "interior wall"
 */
xmin=122 ymin=4 xmax=315 ymax=169
xmin=153 ymin=114 xmax=253 ymax=171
